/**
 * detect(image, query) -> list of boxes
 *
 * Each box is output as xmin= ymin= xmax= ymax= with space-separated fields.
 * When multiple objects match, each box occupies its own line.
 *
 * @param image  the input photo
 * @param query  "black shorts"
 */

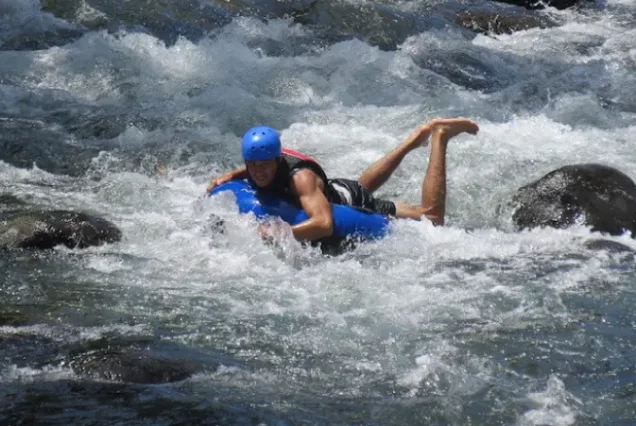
xmin=326 ymin=178 xmax=396 ymax=216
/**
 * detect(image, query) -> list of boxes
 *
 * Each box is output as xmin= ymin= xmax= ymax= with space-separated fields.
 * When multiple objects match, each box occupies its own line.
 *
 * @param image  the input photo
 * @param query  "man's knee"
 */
xmin=356 ymin=178 xmax=371 ymax=192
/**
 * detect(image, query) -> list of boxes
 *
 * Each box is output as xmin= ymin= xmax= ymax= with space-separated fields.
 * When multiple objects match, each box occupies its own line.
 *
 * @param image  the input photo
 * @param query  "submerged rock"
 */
xmin=0 ymin=117 xmax=100 ymax=176
xmin=0 ymin=211 xmax=122 ymax=249
xmin=0 ymin=310 xmax=37 ymax=327
xmin=39 ymin=0 xmax=109 ymax=29
xmin=491 ymin=0 xmax=583 ymax=10
xmin=0 ymin=28 xmax=85 ymax=51
xmin=512 ymin=164 xmax=636 ymax=237
xmin=291 ymin=0 xmax=441 ymax=51
xmin=0 ymin=194 xmax=27 ymax=210
xmin=70 ymin=349 xmax=200 ymax=384
xmin=41 ymin=0 xmax=233 ymax=46
xmin=583 ymin=239 xmax=635 ymax=254
xmin=454 ymin=10 xmax=556 ymax=35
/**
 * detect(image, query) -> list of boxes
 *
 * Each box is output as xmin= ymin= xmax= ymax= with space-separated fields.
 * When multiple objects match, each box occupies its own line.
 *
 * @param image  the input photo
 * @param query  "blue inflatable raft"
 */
xmin=208 ymin=180 xmax=390 ymax=240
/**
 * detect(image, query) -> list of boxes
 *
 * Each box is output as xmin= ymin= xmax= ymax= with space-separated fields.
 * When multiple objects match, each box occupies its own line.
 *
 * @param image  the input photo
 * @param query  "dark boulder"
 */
xmin=512 ymin=164 xmax=636 ymax=237
xmin=0 ymin=210 xmax=122 ymax=249
xmin=70 ymin=349 xmax=200 ymax=384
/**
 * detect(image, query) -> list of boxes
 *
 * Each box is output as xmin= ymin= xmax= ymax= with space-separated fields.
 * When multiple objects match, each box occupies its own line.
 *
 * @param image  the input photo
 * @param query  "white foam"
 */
xmin=0 ymin=364 xmax=75 ymax=384
xmin=517 ymin=376 xmax=580 ymax=426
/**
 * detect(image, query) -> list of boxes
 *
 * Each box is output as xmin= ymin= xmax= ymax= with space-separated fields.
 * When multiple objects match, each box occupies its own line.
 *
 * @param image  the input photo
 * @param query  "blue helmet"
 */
xmin=241 ymin=126 xmax=281 ymax=161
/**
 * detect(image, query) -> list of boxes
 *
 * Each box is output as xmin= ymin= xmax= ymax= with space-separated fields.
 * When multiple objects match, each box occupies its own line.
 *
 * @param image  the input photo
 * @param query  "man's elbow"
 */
xmin=318 ymin=216 xmax=334 ymax=237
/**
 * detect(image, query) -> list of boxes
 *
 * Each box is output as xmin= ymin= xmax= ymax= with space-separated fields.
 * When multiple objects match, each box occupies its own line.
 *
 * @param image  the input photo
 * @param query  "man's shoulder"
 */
xmin=289 ymin=168 xmax=322 ymax=193
xmin=290 ymin=167 xmax=320 ymax=183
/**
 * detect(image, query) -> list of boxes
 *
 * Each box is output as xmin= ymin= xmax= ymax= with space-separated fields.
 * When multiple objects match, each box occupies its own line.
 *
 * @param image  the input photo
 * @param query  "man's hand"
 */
xmin=206 ymin=166 xmax=249 ymax=194
xmin=206 ymin=175 xmax=230 ymax=193
xmin=257 ymin=221 xmax=293 ymax=244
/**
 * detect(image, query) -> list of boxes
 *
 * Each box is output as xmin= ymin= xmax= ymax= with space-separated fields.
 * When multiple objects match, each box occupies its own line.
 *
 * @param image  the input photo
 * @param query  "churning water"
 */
xmin=1 ymin=0 xmax=636 ymax=424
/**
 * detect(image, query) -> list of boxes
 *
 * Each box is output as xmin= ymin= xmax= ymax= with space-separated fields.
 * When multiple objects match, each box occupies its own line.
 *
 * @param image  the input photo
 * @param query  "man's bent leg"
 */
xmin=357 ymin=124 xmax=433 ymax=194
xmin=393 ymin=118 xmax=479 ymax=225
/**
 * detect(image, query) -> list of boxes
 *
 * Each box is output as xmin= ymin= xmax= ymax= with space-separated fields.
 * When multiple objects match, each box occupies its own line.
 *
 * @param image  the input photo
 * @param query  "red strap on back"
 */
xmin=282 ymin=148 xmax=317 ymax=163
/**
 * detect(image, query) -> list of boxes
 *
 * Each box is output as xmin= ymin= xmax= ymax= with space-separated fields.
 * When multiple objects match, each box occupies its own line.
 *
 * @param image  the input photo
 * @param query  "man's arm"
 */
xmin=289 ymin=169 xmax=334 ymax=241
xmin=206 ymin=166 xmax=248 ymax=192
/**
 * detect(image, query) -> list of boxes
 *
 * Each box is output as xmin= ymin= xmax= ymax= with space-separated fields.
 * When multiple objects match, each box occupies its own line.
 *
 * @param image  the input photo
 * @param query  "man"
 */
xmin=207 ymin=118 xmax=480 ymax=242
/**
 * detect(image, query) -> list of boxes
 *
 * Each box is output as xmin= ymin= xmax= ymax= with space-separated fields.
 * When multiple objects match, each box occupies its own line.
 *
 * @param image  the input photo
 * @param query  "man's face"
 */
xmin=246 ymin=158 xmax=279 ymax=188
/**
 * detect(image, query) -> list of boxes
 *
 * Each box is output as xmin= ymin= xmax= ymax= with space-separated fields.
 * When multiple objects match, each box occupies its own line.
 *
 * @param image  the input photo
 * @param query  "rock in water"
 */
xmin=70 ymin=349 xmax=199 ymax=384
xmin=491 ymin=0 xmax=582 ymax=10
xmin=454 ymin=10 xmax=556 ymax=35
xmin=512 ymin=164 xmax=636 ymax=237
xmin=583 ymin=239 xmax=635 ymax=254
xmin=0 ymin=211 xmax=122 ymax=249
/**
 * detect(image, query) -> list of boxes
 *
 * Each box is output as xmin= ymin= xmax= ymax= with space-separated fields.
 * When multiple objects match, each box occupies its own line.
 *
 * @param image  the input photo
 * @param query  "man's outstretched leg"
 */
xmin=357 ymin=124 xmax=433 ymax=194
xmin=394 ymin=118 xmax=479 ymax=226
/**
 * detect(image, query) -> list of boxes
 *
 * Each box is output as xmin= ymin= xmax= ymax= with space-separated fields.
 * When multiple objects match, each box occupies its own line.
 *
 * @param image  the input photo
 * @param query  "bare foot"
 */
xmin=429 ymin=118 xmax=479 ymax=141
xmin=405 ymin=123 xmax=433 ymax=149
